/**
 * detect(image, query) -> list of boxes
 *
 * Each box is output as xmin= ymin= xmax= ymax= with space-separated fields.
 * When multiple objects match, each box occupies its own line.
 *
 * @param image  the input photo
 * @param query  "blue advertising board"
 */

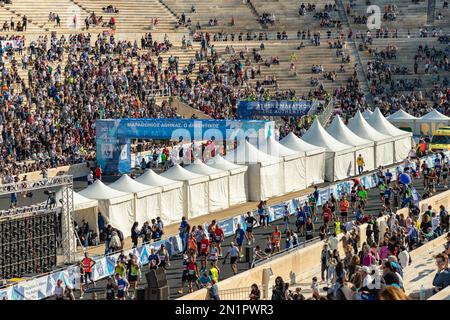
xmin=237 ymin=100 xmax=312 ymax=118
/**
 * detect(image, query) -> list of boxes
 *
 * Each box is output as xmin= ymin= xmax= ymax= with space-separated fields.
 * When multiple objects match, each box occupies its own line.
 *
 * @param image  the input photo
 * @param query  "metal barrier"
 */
xmin=316 ymin=99 xmax=334 ymax=126
xmin=253 ymin=236 xmax=321 ymax=267
xmin=218 ymin=284 xmax=267 ymax=300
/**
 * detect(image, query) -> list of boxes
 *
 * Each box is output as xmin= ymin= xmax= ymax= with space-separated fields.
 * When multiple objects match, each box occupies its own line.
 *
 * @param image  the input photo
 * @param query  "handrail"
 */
xmin=253 ymin=236 xmax=322 ymax=267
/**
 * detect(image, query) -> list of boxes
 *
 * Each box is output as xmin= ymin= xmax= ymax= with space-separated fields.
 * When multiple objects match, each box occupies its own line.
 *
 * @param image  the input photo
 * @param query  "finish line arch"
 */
xmin=96 ymin=118 xmax=273 ymax=174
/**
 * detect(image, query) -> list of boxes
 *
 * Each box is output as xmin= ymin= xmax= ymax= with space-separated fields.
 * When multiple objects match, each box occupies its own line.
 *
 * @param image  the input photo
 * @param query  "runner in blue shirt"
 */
xmin=296 ymin=207 xmax=307 ymax=236
xmin=303 ymin=201 xmax=312 ymax=219
xmin=234 ymin=224 xmax=246 ymax=258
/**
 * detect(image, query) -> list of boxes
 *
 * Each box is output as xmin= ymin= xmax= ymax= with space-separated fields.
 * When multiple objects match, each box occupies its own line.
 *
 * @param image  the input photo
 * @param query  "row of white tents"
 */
xmin=62 ymin=107 xmax=412 ymax=239
xmin=384 ymin=108 xmax=450 ymax=136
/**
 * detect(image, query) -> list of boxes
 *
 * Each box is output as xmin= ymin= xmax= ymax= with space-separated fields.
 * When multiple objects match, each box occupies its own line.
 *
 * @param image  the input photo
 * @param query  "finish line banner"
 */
xmin=237 ymin=100 xmax=312 ymax=118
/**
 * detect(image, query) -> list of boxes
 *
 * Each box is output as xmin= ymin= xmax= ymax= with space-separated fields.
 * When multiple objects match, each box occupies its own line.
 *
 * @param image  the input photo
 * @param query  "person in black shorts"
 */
xmin=105 ymin=277 xmax=115 ymax=300
xmin=244 ymin=211 xmax=257 ymax=245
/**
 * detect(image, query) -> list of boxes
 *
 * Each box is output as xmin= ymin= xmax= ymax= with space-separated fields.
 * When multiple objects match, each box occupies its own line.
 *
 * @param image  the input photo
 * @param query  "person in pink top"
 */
xmin=361 ymin=245 xmax=374 ymax=266
xmin=379 ymin=240 xmax=390 ymax=261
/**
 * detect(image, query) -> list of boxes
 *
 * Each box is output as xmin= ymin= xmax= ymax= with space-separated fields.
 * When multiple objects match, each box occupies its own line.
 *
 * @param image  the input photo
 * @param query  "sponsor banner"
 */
xmin=237 ymin=100 xmax=312 ymax=118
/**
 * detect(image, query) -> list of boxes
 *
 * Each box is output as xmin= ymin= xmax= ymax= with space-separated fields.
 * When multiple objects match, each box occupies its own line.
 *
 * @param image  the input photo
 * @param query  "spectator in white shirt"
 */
xmin=398 ymin=245 xmax=410 ymax=269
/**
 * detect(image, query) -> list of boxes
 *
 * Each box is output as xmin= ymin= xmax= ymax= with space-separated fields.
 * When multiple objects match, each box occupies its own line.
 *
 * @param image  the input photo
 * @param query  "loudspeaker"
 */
xmin=146 ymin=285 xmax=169 ymax=300
xmin=135 ymin=287 xmax=147 ymax=300
xmin=145 ymin=268 xmax=167 ymax=288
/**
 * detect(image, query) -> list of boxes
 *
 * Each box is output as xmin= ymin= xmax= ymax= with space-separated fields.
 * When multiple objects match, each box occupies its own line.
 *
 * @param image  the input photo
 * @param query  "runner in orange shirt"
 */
xmin=271 ymin=226 xmax=282 ymax=253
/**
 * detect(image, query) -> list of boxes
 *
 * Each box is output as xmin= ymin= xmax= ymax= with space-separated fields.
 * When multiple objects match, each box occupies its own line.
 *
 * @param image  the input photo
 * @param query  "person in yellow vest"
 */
xmin=356 ymin=154 xmax=365 ymax=175
xmin=333 ymin=217 xmax=341 ymax=235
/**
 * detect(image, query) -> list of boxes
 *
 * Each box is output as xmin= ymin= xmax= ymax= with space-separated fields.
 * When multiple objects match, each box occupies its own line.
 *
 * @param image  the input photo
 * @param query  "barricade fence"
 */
xmin=0 ymin=152 xmax=445 ymax=300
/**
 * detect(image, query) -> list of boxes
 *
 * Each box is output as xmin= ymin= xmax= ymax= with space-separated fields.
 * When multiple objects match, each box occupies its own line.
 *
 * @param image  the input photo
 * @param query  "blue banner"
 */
xmin=237 ymin=100 xmax=312 ymax=118
xmin=96 ymin=118 xmax=274 ymax=174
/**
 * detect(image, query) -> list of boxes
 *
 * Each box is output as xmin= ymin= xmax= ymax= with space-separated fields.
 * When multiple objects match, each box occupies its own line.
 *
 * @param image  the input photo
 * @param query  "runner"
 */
xmin=305 ymin=216 xmax=314 ymax=241
xmin=350 ymin=187 xmax=357 ymax=209
xmin=244 ymin=211 xmax=257 ymax=245
xmin=271 ymin=226 xmax=282 ymax=253
xmin=148 ymin=247 xmax=160 ymax=270
xmin=127 ymin=253 xmax=140 ymax=299
xmin=309 ymin=192 xmax=317 ymax=222
xmin=207 ymin=220 xmax=217 ymax=248
xmin=214 ymin=224 xmax=225 ymax=257
xmin=339 ymin=196 xmax=349 ymax=223
xmin=79 ymin=252 xmax=96 ymax=299
xmin=186 ymin=256 xmax=200 ymax=293
xmin=158 ymin=244 xmax=170 ymax=269
xmin=295 ymin=206 xmax=307 ymax=236
xmin=187 ymin=233 xmax=198 ymax=258
xmin=209 ymin=241 xmax=219 ymax=268
xmin=234 ymin=224 xmax=246 ymax=258
xmin=209 ymin=261 xmax=220 ymax=284
xmin=198 ymin=270 xmax=212 ymax=288
xmin=115 ymin=273 xmax=130 ymax=301
xmin=264 ymin=236 xmax=273 ymax=255
xmin=177 ymin=253 xmax=190 ymax=294
xmin=199 ymin=233 xmax=210 ymax=271
xmin=442 ymin=162 xmax=449 ymax=189
xmin=222 ymin=242 xmax=240 ymax=275
xmin=105 ymin=277 xmax=116 ymax=300
xmin=322 ymin=203 xmax=333 ymax=230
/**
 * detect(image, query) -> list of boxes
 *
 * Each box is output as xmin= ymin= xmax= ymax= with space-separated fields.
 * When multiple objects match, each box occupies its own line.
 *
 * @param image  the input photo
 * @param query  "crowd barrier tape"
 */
xmin=0 ymin=152 xmax=446 ymax=300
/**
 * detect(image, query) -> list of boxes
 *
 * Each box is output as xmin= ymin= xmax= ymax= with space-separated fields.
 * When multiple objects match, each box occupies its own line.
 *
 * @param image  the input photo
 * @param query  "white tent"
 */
xmin=301 ymin=119 xmax=356 ymax=182
xmin=136 ymin=169 xmax=184 ymax=224
xmin=387 ymin=109 xmax=418 ymax=133
xmin=48 ymin=190 xmax=99 ymax=236
xmin=417 ymin=109 xmax=450 ymax=135
xmin=78 ymin=180 xmax=134 ymax=237
xmin=225 ymin=140 xmax=283 ymax=201
xmin=367 ymin=108 xmax=413 ymax=162
xmin=280 ymin=132 xmax=326 ymax=186
xmin=362 ymin=109 xmax=373 ymax=119
xmin=326 ymin=115 xmax=375 ymax=173
xmin=348 ymin=111 xmax=395 ymax=167
xmin=160 ymin=164 xmax=209 ymax=218
xmin=109 ymin=175 xmax=162 ymax=226
xmin=185 ymin=159 xmax=230 ymax=212
xmin=207 ymin=155 xmax=248 ymax=206
xmin=257 ymin=136 xmax=307 ymax=193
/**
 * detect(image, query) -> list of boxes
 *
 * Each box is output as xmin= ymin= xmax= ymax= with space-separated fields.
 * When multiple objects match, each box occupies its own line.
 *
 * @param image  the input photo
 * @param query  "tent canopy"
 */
xmin=207 ymin=155 xmax=247 ymax=175
xmin=362 ymin=109 xmax=373 ymax=119
xmin=301 ymin=119 xmax=355 ymax=153
xmin=417 ymin=109 xmax=450 ymax=122
xmin=160 ymin=163 xmax=209 ymax=185
xmin=347 ymin=111 xmax=392 ymax=143
xmin=387 ymin=109 xmax=418 ymax=121
xmin=78 ymin=180 xmax=133 ymax=204
xmin=326 ymin=116 xmax=374 ymax=148
xmin=225 ymin=140 xmax=281 ymax=166
xmin=280 ymin=132 xmax=325 ymax=156
xmin=49 ymin=189 xmax=98 ymax=211
xmin=185 ymin=159 xmax=229 ymax=179
xmin=109 ymin=174 xmax=161 ymax=198
xmin=136 ymin=169 xmax=183 ymax=191
xmin=367 ymin=108 xmax=413 ymax=137
xmin=256 ymin=136 xmax=304 ymax=161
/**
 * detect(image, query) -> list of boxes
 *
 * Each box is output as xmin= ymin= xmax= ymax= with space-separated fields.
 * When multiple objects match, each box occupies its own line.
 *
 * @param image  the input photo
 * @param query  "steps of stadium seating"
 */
xmin=162 ymin=0 xmax=263 ymax=31
xmin=251 ymin=0 xmax=340 ymax=31
xmin=3 ymin=0 xmax=178 ymax=33
xmin=341 ymin=0 xmax=428 ymax=33
xmin=213 ymin=40 xmax=354 ymax=96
